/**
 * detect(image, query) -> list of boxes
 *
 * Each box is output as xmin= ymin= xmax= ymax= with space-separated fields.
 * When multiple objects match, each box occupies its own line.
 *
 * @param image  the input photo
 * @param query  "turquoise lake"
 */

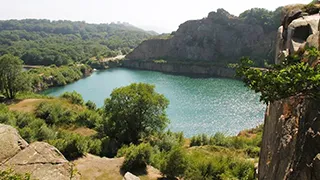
xmin=42 ymin=68 xmax=266 ymax=137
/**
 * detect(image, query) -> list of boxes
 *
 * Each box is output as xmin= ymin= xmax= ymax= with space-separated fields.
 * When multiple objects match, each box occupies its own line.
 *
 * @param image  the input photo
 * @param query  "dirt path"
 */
xmin=101 ymin=55 xmax=125 ymax=62
xmin=9 ymin=99 xmax=51 ymax=113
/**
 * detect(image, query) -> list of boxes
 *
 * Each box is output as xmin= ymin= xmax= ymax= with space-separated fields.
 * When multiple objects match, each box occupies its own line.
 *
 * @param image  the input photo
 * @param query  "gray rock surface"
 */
xmin=126 ymin=9 xmax=276 ymax=66
xmin=0 ymin=124 xmax=79 ymax=180
xmin=123 ymin=172 xmax=140 ymax=180
xmin=259 ymin=97 xmax=320 ymax=180
xmin=122 ymin=60 xmax=235 ymax=78
xmin=275 ymin=14 xmax=320 ymax=63
xmin=0 ymin=124 xmax=28 ymax=164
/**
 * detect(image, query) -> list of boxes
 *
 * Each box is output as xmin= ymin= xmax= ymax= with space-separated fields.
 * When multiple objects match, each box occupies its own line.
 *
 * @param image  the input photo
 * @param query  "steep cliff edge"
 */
xmin=259 ymin=97 xmax=320 ymax=179
xmin=259 ymin=4 xmax=320 ymax=180
xmin=126 ymin=9 xmax=276 ymax=68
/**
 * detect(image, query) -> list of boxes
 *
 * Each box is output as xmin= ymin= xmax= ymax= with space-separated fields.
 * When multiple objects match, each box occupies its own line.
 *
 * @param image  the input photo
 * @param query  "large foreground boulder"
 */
xmin=0 ymin=124 xmax=28 ymax=164
xmin=0 ymin=124 xmax=79 ymax=180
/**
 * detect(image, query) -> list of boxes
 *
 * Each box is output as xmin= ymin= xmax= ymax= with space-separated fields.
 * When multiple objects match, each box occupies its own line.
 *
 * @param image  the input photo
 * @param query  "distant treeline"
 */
xmin=0 ymin=19 xmax=155 ymax=66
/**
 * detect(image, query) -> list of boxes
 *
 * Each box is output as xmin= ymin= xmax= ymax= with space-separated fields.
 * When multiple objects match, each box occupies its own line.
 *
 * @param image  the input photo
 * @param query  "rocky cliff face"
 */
xmin=122 ymin=60 xmax=235 ymax=77
xmin=0 ymin=124 xmax=78 ymax=180
xmin=259 ymin=97 xmax=320 ymax=180
xmin=259 ymin=7 xmax=320 ymax=180
xmin=126 ymin=9 xmax=276 ymax=66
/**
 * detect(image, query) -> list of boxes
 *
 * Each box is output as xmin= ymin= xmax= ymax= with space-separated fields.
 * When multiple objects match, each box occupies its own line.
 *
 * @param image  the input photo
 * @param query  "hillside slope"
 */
xmin=0 ymin=19 xmax=155 ymax=66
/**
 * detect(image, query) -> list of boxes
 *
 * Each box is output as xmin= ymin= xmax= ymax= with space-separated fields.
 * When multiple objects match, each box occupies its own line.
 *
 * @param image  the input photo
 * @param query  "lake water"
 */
xmin=42 ymin=68 xmax=265 ymax=137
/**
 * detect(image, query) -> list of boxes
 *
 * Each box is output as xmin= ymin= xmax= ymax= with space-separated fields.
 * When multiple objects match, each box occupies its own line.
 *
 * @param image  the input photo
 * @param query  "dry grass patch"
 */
xmin=65 ymin=126 xmax=97 ymax=137
xmin=8 ymin=98 xmax=53 ymax=113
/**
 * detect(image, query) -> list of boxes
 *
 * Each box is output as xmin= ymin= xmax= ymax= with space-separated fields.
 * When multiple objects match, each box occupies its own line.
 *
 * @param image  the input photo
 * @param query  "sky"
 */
xmin=0 ymin=0 xmax=312 ymax=33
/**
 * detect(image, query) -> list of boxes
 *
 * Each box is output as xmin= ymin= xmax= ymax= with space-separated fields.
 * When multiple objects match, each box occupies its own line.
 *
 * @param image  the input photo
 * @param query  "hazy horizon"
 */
xmin=0 ymin=0 xmax=311 ymax=33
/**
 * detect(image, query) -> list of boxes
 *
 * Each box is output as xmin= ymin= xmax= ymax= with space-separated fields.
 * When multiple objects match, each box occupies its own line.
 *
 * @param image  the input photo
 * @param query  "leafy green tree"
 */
xmin=0 ymin=54 xmax=30 ymax=99
xmin=103 ymin=83 xmax=169 ymax=145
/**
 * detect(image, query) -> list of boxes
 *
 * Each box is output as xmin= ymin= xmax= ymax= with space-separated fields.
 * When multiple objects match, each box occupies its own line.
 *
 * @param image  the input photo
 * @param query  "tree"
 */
xmin=0 ymin=54 xmax=30 ymax=99
xmin=103 ymin=83 xmax=169 ymax=145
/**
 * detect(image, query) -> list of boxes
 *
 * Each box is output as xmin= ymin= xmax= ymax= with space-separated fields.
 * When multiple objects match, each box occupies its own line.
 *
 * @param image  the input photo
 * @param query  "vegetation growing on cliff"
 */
xmin=236 ymin=47 xmax=320 ymax=103
xmin=27 ymin=64 xmax=92 ymax=92
xmin=239 ymin=7 xmax=283 ymax=33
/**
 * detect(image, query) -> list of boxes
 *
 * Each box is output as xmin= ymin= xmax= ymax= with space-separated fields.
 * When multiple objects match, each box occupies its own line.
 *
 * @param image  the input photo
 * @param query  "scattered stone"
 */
xmin=123 ymin=172 xmax=140 ymax=180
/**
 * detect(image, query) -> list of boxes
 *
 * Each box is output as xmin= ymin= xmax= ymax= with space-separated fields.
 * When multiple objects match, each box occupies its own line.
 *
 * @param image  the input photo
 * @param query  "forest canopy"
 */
xmin=0 ymin=19 xmax=156 ymax=66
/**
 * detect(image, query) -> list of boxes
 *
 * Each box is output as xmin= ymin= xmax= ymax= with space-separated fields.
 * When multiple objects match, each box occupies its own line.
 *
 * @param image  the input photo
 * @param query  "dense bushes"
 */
xmin=35 ymin=101 xmax=76 ymax=125
xmin=191 ymin=132 xmax=261 ymax=150
xmin=160 ymin=147 xmax=189 ymax=179
xmin=75 ymin=109 xmax=102 ymax=129
xmin=28 ymin=64 xmax=92 ymax=91
xmin=117 ymin=133 xmax=256 ymax=180
xmin=148 ymin=131 xmax=184 ymax=152
xmin=118 ymin=143 xmax=153 ymax=172
xmin=60 ymin=91 xmax=84 ymax=105
xmin=49 ymin=131 xmax=101 ymax=160
xmin=185 ymin=151 xmax=255 ymax=180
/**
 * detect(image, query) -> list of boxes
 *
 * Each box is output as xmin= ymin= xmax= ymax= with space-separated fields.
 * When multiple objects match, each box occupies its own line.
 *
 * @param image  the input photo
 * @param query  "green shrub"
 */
xmin=0 ymin=168 xmax=31 ymax=180
xmin=245 ymin=146 xmax=260 ymax=158
xmin=150 ymin=149 xmax=166 ymax=170
xmin=190 ymin=134 xmax=210 ymax=147
xmin=36 ymin=125 xmax=57 ymax=141
xmin=0 ymin=105 xmax=16 ymax=126
xmin=160 ymin=147 xmax=189 ymax=179
xmin=186 ymin=151 xmax=255 ymax=180
xmin=88 ymin=139 xmax=102 ymax=155
xmin=60 ymin=91 xmax=84 ymax=105
xmin=49 ymin=132 xmax=89 ymax=160
xmin=149 ymin=131 xmax=184 ymax=152
xmin=35 ymin=101 xmax=76 ymax=125
xmin=85 ymin=100 xmax=96 ymax=110
xmin=75 ymin=109 xmax=102 ymax=129
xmin=120 ymin=143 xmax=153 ymax=172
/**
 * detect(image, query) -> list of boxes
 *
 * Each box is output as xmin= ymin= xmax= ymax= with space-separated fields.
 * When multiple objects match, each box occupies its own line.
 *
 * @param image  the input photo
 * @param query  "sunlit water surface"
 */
xmin=42 ymin=68 xmax=265 ymax=137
